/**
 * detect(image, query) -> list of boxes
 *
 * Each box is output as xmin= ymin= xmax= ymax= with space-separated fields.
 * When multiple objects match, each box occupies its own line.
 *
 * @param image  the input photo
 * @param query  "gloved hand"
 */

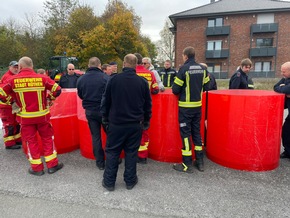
xmin=47 ymin=99 xmax=54 ymax=108
xmin=102 ymin=117 xmax=109 ymax=131
xmin=11 ymin=102 xmax=21 ymax=114
xmin=143 ymin=121 xmax=150 ymax=130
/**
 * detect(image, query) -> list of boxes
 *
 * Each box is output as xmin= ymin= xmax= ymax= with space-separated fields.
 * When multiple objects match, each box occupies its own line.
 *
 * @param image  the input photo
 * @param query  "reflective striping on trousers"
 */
xmin=29 ymin=158 xmax=42 ymax=165
xmin=44 ymin=151 xmax=57 ymax=162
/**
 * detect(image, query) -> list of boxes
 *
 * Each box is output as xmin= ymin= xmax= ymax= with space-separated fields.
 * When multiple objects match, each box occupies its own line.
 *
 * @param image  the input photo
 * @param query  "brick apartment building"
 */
xmin=169 ymin=0 xmax=290 ymax=78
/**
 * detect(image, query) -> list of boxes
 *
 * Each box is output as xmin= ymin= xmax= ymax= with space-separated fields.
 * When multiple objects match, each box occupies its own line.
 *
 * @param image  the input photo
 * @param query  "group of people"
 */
xmin=1 ymin=48 xmax=289 ymax=192
xmin=0 ymin=57 xmax=63 ymax=176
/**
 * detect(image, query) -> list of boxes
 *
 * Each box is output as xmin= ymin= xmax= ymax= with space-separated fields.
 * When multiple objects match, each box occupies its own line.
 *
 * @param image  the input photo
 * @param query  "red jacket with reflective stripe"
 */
xmin=0 ymin=70 xmax=16 ymax=108
xmin=136 ymin=65 xmax=159 ymax=95
xmin=0 ymin=68 xmax=61 ymax=124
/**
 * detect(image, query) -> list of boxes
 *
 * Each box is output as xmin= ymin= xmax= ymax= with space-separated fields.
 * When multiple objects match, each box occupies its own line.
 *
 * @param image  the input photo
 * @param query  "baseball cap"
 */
xmin=109 ymin=61 xmax=117 ymax=66
xmin=9 ymin=61 xmax=18 ymax=66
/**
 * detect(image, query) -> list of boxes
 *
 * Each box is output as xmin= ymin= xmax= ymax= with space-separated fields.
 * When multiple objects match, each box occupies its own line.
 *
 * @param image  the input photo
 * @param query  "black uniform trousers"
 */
xmin=282 ymin=114 xmax=290 ymax=155
xmin=178 ymin=107 xmax=203 ymax=165
xmin=103 ymin=123 xmax=142 ymax=187
xmin=85 ymin=110 xmax=106 ymax=167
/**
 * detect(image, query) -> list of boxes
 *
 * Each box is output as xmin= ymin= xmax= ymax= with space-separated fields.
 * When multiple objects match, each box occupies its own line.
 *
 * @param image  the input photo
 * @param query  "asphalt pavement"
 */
xmin=1 ymin=112 xmax=290 ymax=218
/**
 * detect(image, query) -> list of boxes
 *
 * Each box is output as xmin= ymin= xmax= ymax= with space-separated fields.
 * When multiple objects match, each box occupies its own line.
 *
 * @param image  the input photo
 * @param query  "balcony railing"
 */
xmin=206 ymin=26 xmax=230 ymax=36
xmin=250 ymin=71 xmax=276 ymax=78
xmin=206 ymin=49 xmax=229 ymax=59
xmin=211 ymin=71 xmax=228 ymax=79
xmin=251 ymin=23 xmax=278 ymax=33
xmin=250 ymin=47 xmax=276 ymax=57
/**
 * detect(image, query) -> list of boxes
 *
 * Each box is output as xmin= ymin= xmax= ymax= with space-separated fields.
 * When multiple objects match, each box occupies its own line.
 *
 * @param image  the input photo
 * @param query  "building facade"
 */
xmin=169 ymin=0 xmax=290 ymax=78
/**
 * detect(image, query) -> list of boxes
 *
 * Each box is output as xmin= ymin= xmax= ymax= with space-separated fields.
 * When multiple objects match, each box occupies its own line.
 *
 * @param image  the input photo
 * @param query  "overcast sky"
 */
xmin=0 ymin=0 xmax=210 ymax=41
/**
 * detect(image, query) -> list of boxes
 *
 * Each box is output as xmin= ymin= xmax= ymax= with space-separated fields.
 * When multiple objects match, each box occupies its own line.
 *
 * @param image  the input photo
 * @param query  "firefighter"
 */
xmin=0 ymin=61 xmax=22 ymax=149
xmin=172 ymin=47 xmax=209 ymax=173
xmin=229 ymin=58 xmax=254 ymax=89
xmin=274 ymin=61 xmax=290 ymax=159
xmin=134 ymin=53 xmax=159 ymax=164
xmin=101 ymin=54 xmax=152 ymax=191
xmin=159 ymin=60 xmax=177 ymax=88
xmin=58 ymin=64 xmax=80 ymax=88
xmin=77 ymin=57 xmax=109 ymax=170
xmin=0 ymin=57 xmax=63 ymax=176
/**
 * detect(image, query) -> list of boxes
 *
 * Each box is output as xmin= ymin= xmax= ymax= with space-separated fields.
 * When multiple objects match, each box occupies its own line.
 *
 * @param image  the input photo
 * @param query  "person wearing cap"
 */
xmin=134 ymin=53 xmax=159 ymax=164
xmin=58 ymin=63 xmax=80 ymax=88
xmin=0 ymin=61 xmax=22 ymax=149
xmin=109 ymin=62 xmax=118 ymax=76
xmin=0 ymin=57 xmax=63 ymax=176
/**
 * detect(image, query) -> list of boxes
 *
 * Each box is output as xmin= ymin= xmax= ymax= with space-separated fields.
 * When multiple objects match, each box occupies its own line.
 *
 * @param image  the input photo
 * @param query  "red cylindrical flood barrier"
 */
xmin=50 ymin=89 xmax=80 ymax=154
xmin=77 ymin=96 xmax=108 ymax=160
xmin=206 ymin=90 xmax=285 ymax=171
xmin=148 ymin=89 xmax=206 ymax=163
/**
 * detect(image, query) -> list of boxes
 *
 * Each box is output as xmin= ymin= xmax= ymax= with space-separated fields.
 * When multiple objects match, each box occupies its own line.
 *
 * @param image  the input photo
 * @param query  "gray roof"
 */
xmin=169 ymin=0 xmax=290 ymax=25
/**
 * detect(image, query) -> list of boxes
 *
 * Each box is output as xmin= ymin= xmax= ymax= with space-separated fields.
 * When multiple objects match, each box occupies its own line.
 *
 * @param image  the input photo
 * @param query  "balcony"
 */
xmin=251 ymin=23 xmax=278 ymax=33
xmin=250 ymin=71 xmax=276 ymax=78
xmin=212 ymin=71 xmax=228 ymax=79
xmin=206 ymin=49 xmax=229 ymax=59
xmin=250 ymin=47 xmax=276 ymax=57
xmin=206 ymin=26 xmax=230 ymax=36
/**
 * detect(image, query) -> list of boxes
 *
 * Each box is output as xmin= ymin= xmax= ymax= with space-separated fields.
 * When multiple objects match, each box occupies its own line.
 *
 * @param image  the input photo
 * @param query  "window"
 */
xmin=256 ymin=38 xmax=273 ymax=47
xmin=255 ymin=62 xmax=271 ymax=72
xmin=257 ymin=13 xmax=274 ymax=24
xmin=207 ymin=40 xmax=222 ymax=50
xmin=208 ymin=18 xmax=223 ymax=27
xmin=207 ymin=63 xmax=221 ymax=73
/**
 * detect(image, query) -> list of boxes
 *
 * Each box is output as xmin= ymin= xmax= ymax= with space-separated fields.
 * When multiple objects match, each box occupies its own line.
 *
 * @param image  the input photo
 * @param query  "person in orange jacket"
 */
xmin=134 ymin=53 xmax=159 ymax=164
xmin=0 ymin=61 xmax=22 ymax=149
xmin=0 ymin=56 xmax=63 ymax=176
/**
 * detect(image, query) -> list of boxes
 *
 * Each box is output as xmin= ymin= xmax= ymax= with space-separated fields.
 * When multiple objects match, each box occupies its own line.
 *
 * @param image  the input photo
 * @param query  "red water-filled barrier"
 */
xmin=147 ymin=89 xmax=206 ymax=162
xmin=206 ymin=90 xmax=284 ymax=171
xmin=77 ymin=97 xmax=108 ymax=160
xmin=23 ymin=87 xmax=285 ymax=172
xmin=22 ymin=89 xmax=80 ymax=155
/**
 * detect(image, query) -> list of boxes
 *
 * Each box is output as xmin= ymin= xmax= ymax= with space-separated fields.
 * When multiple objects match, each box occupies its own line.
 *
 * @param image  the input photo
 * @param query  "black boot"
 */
xmin=194 ymin=151 xmax=204 ymax=172
xmin=194 ymin=158 xmax=204 ymax=172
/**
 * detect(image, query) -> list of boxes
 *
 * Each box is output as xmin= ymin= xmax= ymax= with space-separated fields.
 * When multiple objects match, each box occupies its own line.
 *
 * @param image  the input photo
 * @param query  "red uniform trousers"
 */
xmin=138 ymin=129 xmax=149 ymax=158
xmin=21 ymin=121 xmax=58 ymax=172
xmin=0 ymin=107 xmax=21 ymax=147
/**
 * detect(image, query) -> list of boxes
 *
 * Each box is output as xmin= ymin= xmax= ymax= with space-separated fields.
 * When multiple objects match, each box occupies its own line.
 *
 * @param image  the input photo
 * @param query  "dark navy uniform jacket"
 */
xmin=77 ymin=67 xmax=109 ymax=111
xmin=274 ymin=77 xmax=290 ymax=112
xmin=229 ymin=68 xmax=254 ymax=89
xmin=101 ymin=67 xmax=152 ymax=125
xmin=172 ymin=58 xmax=209 ymax=108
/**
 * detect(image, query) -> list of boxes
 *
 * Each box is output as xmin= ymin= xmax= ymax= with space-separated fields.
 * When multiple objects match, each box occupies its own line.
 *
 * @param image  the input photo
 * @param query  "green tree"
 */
xmin=0 ymin=20 xmax=25 ymax=68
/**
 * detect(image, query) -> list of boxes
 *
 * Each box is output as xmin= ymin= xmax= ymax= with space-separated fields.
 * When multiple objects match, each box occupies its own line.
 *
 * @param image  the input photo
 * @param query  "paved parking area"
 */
xmin=1 ymin=132 xmax=290 ymax=218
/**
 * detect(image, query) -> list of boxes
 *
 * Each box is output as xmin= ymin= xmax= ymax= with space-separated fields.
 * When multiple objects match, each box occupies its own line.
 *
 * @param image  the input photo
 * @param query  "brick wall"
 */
xmin=174 ymin=11 xmax=290 ymax=77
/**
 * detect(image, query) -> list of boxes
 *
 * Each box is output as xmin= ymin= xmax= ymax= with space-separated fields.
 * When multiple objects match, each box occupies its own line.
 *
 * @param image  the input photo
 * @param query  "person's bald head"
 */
xmin=18 ymin=56 xmax=33 ymax=70
xmin=88 ymin=57 xmax=101 ymax=68
xmin=123 ymin=54 xmax=137 ymax=68
xmin=281 ymin=61 xmax=290 ymax=78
